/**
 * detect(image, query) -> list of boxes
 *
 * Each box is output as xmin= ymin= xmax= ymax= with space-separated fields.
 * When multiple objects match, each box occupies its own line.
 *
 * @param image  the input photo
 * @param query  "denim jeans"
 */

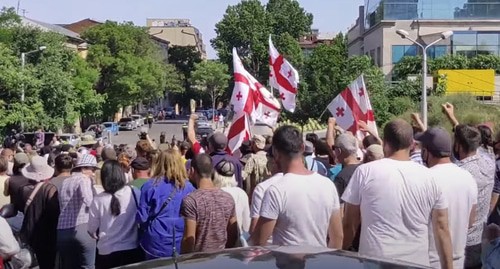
xmin=57 ymin=223 xmax=96 ymax=269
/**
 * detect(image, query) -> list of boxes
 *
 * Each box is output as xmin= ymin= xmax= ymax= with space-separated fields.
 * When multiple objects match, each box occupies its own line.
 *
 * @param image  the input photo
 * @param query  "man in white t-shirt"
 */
xmin=342 ymin=119 xmax=453 ymax=269
xmin=415 ymin=127 xmax=478 ymax=269
xmin=249 ymin=146 xmax=283 ymax=234
xmin=254 ymin=125 xmax=343 ymax=248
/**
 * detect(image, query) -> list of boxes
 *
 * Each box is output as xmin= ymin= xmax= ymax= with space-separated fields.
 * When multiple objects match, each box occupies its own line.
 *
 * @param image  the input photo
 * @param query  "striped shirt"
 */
xmin=181 ymin=189 xmax=235 ymax=252
xmin=57 ymin=173 xmax=94 ymax=229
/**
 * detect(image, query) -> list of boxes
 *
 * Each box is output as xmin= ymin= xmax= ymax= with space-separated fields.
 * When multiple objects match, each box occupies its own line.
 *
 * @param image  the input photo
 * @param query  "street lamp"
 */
xmin=396 ymin=29 xmax=453 ymax=128
xmin=20 ymin=45 xmax=46 ymax=132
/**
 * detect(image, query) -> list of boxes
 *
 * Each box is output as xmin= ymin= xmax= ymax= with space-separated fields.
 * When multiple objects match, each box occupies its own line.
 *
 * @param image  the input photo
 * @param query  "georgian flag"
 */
xmin=269 ymin=36 xmax=299 ymax=113
xmin=327 ymin=75 xmax=378 ymax=140
xmin=230 ymin=48 xmax=258 ymax=123
xmin=227 ymin=111 xmax=251 ymax=154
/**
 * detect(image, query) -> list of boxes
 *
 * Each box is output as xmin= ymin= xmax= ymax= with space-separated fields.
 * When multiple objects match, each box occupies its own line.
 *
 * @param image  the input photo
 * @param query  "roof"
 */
xmin=59 ymin=18 xmax=103 ymax=35
xmin=122 ymin=246 xmax=426 ymax=269
xmin=21 ymin=17 xmax=84 ymax=42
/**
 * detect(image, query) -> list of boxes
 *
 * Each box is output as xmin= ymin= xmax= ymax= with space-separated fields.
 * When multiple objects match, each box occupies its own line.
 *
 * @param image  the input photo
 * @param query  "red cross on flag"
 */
xmin=326 ymin=75 xmax=378 ymax=140
xmin=230 ymin=48 xmax=259 ymax=123
xmin=269 ymin=36 xmax=299 ymax=113
xmin=255 ymin=83 xmax=281 ymax=127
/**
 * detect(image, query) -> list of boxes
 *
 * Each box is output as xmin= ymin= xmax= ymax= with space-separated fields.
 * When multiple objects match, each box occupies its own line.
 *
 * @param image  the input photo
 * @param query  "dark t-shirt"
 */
xmin=181 ymin=189 xmax=235 ymax=252
xmin=334 ymin=164 xmax=361 ymax=203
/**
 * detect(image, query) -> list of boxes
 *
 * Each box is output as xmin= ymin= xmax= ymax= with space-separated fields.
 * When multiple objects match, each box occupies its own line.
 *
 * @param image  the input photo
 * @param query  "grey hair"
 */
xmin=213 ymin=171 xmax=238 ymax=188
xmin=335 ymin=133 xmax=359 ymax=156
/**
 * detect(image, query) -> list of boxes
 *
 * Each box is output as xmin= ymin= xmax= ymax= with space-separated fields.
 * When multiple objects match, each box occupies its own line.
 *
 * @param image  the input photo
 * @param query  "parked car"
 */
xmin=195 ymin=115 xmax=212 ymax=129
xmin=84 ymin=124 xmax=107 ymax=138
xmin=165 ymin=107 xmax=176 ymax=119
xmin=119 ymin=117 xmax=137 ymax=131
xmin=58 ymin=133 xmax=81 ymax=147
xmin=102 ymin=122 xmax=119 ymax=136
xmin=123 ymin=246 xmax=427 ymax=269
xmin=131 ymin=114 xmax=145 ymax=127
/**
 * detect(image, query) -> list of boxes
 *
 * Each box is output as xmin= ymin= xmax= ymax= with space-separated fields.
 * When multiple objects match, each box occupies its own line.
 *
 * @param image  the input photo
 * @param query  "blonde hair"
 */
xmin=151 ymin=149 xmax=188 ymax=188
xmin=213 ymin=171 xmax=237 ymax=188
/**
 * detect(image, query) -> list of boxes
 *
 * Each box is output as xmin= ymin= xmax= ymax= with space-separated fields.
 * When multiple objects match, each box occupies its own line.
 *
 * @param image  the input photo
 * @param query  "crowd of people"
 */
xmin=0 ymin=103 xmax=498 ymax=269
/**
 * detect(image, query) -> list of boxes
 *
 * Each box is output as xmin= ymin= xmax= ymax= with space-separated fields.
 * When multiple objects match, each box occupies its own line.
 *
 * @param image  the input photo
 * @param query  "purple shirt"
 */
xmin=57 ymin=173 xmax=93 ymax=229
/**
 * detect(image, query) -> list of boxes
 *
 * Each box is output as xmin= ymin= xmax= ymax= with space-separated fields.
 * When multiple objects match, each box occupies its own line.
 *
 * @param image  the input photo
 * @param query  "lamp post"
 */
xmin=20 ymin=45 xmax=46 ymax=132
xmin=395 ymin=30 xmax=453 ymax=128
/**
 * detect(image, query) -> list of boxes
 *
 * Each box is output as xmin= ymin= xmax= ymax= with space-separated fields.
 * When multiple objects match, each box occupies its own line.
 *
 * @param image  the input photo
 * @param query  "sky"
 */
xmin=3 ymin=0 xmax=364 ymax=58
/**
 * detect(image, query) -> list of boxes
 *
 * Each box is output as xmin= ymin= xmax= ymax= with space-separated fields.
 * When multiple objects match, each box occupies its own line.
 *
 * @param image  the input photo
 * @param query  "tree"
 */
xmin=212 ymin=0 xmax=311 ymax=83
xmin=167 ymin=45 xmax=202 ymax=107
xmin=191 ymin=61 xmax=231 ymax=116
xmin=0 ymin=9 xmax=103 ymax=132
xmin=83 ymin=21 xmax=177 ymax=118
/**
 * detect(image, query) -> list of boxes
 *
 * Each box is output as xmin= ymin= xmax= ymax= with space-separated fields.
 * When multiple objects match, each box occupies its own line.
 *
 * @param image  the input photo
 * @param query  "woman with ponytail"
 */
xmin=88 ymin=160 xmax=144 ymax=269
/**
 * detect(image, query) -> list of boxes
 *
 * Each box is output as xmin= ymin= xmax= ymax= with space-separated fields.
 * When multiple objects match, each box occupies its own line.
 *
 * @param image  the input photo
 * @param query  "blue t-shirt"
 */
xmin=137 ymin=178 xmax=195 ymax=258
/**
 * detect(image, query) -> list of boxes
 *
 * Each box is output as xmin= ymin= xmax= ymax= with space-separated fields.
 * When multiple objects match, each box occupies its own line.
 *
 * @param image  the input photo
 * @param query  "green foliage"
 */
xmin=167 ymin=46 xmax=202 ymax=107
xmin=0 ymin=9 xmax=103 ymax=132
xmin=392 ymin=56 xmax=422 ymax=81
xmin=212 ymin=0 xmax=311 ymax=83
xmin=83 ymin=21 xmax=176 ymax=117
xmin=191 ymin=60 xmax=231 ymax=109
xmin=398 ymin=94 xmax=500 ymax=133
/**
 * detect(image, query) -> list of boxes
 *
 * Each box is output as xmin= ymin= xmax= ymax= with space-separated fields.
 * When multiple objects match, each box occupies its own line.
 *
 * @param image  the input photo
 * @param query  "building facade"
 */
xmin=146 ymin=18 xmax=206 ymax=59
xmin=299 ymin=29 xmax=337 ymax=57
xmin=348 ymin=0 xmax=500 ymax=79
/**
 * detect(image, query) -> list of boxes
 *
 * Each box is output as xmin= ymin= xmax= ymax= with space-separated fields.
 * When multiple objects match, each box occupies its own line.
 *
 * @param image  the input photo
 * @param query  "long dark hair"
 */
xmin=101 ymin=160 xmax=126 ymax=216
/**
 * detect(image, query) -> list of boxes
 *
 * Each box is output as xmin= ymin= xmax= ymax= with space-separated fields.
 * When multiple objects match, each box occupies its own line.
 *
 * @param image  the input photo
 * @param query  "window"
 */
xmin=452 ymin=31 xmax=500 ymax=57
xmin=427 ymin=45 xmax=448 ymax=59
xmin=377 ymin=47 xmax=382 ymax=67
xmin=392 ymin=45 xmax=417 ymax=64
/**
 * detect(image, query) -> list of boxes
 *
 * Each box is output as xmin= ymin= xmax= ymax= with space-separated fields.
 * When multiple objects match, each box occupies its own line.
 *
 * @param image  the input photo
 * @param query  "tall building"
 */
xmin=348 ymin=0 xmax=500 ymax=79
xmin=146 ymin=18 xmax=206 ymax=59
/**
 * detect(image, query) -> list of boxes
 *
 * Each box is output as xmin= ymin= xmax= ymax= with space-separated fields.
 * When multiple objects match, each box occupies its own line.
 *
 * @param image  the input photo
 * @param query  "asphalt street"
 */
xmin=106 ymin=118 xmax=325 ymax=146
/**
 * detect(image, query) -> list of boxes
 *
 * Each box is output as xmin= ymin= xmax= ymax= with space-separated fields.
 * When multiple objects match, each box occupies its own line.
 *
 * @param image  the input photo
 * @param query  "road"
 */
xmin=105 ymin=118 xmax=325 ymax=146
xmin=108 ymin=119 xmax=187 ymax=146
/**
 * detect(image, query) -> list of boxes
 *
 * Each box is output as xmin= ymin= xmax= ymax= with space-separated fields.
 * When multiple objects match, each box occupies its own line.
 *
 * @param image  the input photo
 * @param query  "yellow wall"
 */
xmin=438 ymin=69 xmax=495 ymax=97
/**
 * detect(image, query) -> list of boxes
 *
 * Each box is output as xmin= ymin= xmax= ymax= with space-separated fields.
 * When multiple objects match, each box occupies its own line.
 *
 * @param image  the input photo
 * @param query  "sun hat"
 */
xmin=252 ymin=135 xmax=266 ymax=150
xmin=79 ymin=135 xmax=97 ymax=147
xmin=14 ymin=152 xmax=30 ymax=166
xmin=21 ymin=155 xmax=54 ymax=182
xmin=72 ymin=154 xmax=99 ymax=171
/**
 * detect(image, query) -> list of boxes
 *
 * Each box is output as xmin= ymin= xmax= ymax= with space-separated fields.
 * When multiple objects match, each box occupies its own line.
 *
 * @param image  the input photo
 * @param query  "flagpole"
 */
xmin=318 ymin=106 xmax=329 ymax=120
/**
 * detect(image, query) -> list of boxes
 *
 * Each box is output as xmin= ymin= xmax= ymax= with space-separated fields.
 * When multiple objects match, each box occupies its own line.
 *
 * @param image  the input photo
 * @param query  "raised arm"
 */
xmin=441 ymin=102 xmax=459 ymax=128
xmin=326 ymin=117 xmax=337 ymax=151
xmin=187 ymin=113 xmax=199 ymax=146
xmin=411 ymin=113 xmax=427 ymax=132
xmin=358 ymin=120 xmax=382 ymax=145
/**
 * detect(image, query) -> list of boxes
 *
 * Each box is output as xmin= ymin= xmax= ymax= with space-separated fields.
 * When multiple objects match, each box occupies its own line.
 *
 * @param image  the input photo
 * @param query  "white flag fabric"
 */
xmin=327 ymin=75 xmax=378 ymax=140
xmin=230 ymin=48 xmax=258 ymax=123
xmin=269 ymin=36 xmax=299 ymax=113
xmin=255 ymin=84 xmax=281 ymax=127
xmin=227 ymin=111 xmax=251 ymax=154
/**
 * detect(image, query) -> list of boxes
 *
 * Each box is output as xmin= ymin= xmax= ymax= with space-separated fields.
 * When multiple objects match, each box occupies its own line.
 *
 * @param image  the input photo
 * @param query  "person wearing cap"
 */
xmin=254 ymin=126 xmax=343 ymax=249
xmin=303 ymin=140 xmax=328 ymax=177
xmin=16 ymin=155 xmax=59 ymax=269
xmin=181 ymin=154 xmax=238 ymax=253
xmin=213 ymin=160 xmax=250 ymax=235
xmin=130 ymin=157 xmax=150 ymax=189
xmin=242 ymin=135 xmax=271 ymax=197
xmin=342 ymin=119 xmax=453 ymax=268
xmin=56 ymin=154 xmax=99 ymax=269
xmin=208 ymin=132 xmax=244 ymax=188
xmin=415 ymin=127 xmax=478 ymax=269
